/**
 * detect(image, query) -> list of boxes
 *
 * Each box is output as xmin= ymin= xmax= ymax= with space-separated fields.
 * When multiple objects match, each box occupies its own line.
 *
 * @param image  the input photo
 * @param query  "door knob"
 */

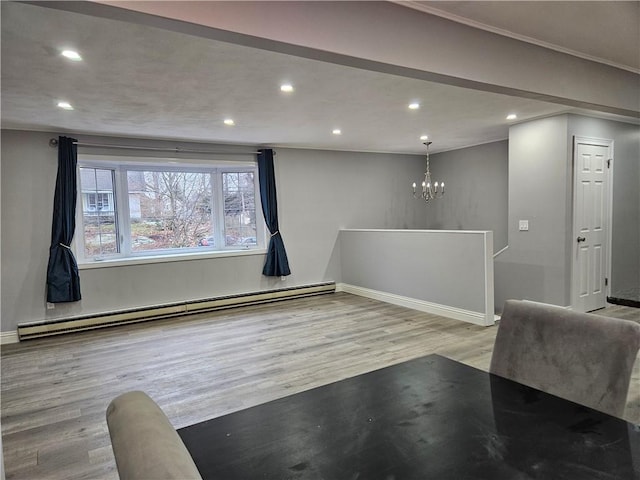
xmin=577 ymin=236 xmax=586 ymax=243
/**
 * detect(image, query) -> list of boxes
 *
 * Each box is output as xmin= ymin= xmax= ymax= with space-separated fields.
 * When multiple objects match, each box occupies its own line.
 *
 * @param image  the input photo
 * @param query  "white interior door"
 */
xmin=572 ymin=137 xmax=612 ymax=313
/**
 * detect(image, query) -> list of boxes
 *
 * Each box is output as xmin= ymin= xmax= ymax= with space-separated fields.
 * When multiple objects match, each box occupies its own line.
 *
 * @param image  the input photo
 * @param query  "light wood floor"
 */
xmin=1 ymin=293 xmax=638 ymax=479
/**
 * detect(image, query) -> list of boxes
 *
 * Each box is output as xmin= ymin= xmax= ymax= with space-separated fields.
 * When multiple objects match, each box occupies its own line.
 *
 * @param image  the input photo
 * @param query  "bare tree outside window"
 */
xmin=129 ymin=171 xmax=212 ymax=251
xmin=77 ymin=161 xmax=262 ymax=262
xmin=223 ymin=172 xmax=257 ymax=246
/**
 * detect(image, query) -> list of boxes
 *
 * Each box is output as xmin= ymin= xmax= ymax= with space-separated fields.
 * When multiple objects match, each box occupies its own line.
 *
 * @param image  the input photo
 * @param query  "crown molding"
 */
xmin=393 ymin=1 xmax=640 ymax=75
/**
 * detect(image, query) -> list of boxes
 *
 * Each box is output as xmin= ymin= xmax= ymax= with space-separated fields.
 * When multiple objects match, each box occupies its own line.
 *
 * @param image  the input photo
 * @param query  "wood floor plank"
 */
xmin=1 ymin=293 xmax=638 ymax=479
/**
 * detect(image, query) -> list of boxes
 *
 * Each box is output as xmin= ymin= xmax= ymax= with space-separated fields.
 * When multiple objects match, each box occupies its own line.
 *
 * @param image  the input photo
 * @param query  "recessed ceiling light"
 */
xmin=506 ymin=113 xmax=517 ymax=120
xmin=223 ymin=119 xmax=235 ymax=126
xmin=61 ymin=50 xmax=82 ymax=61
xmin=408 ymin=103 xmax=420 ymax=110
xmin=57 ymin=101 xmax=74 ymax=110
xmin=280 ymin=84 xmax=294 ymax=93
xmin=420 ymin=135 xmax=429 ymax=141
xmin=332 ymin=129 xmax=342 ymax=135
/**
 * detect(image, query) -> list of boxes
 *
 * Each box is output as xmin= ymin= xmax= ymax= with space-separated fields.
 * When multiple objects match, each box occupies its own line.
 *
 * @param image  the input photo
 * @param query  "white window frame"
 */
xmin=74 ymin=155 xmax=266 ymax=268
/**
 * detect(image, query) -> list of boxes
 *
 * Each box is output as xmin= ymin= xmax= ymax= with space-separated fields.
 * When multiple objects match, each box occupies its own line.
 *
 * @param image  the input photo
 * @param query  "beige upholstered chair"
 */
xmin=106 ymin=391 xmax=203 ymax=480
xmin=490 ymin=300 xmax=640 ymax=418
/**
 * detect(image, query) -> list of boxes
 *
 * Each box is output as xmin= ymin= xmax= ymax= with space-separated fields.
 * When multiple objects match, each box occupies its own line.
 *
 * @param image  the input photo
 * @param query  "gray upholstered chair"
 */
xmin=490 ymin=300 xmax=640 ymax=418
xmin=106 ymin=391 xmax=203 ymax=480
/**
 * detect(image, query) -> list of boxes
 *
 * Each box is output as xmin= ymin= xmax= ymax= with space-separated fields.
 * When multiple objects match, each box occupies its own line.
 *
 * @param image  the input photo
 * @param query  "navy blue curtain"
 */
xmin=46 ymin=136 xmax=81 ymax=303
xmin=257 ymin=149 xmax=291 ymax=277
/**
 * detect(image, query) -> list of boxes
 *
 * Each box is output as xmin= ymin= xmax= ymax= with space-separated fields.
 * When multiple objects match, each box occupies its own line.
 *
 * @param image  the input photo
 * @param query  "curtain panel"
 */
xmin=46 ymin=136 xmax=82 ymax=302
xmin=257 ymin=149 xmax=291 ymax=277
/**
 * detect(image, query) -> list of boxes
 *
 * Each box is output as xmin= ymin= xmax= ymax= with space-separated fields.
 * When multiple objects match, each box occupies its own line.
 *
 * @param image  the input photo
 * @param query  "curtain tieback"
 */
xmin=59 ymin=243 xmax=72 ymax=250
xmin=270 ymin=231 xmax=280 ymax=238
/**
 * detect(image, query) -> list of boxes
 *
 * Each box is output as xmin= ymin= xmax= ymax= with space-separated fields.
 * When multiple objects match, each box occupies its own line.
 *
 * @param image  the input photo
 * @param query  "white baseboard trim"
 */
xmin=522 ymin=299 xmax=572 ymax=310
xmin=337 ymin=283 xmax=494 ymax=326
xmin=1 ymin=331 xmax=19 ymax=345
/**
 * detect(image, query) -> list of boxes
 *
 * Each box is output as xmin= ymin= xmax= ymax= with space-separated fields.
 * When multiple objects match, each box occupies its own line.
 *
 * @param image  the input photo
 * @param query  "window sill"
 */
xmin=78 ymin=248 xmax=267 ymax=270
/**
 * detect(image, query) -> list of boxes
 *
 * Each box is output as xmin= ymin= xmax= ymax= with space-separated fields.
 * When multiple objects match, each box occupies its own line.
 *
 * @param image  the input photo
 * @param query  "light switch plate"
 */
xmin=519 ymin=220 xmax=529 ymax=231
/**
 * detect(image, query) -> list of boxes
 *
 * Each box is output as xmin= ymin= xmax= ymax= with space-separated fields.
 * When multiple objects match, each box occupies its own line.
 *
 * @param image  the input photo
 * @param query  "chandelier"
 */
xmin=412 ymin=141 xmax=444 ymax=202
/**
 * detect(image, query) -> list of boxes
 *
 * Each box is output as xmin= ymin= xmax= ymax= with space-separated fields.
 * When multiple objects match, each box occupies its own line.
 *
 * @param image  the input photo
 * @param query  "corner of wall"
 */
xmin=495 ymin=115 xmax=571 ymax=310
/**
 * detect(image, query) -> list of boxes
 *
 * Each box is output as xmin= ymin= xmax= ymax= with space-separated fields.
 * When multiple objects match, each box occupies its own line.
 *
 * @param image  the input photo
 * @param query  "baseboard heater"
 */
xmin=17 ymin=282 xmax=336 ymax=340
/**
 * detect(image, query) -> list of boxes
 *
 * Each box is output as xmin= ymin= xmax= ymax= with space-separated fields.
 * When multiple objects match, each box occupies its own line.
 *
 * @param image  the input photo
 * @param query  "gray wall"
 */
xmin=567 ymin=115 xmax=640 ymax=302
xmin=0 ymin=130 xmax=425 ymax=332
xmin=424 ymin=140 xmax=508 ymax=253
xmin=273 ymin=147 xmax=428 ymax=288
xmin=3 ymin=115 xmax=636 ymax=331
xmin=495 ymin=116 xmax=572 ymax=311
xmin=495 ymin=114 xmax=640 ymax=311
xmin=340 ymin=229 xmax=493 ymax=320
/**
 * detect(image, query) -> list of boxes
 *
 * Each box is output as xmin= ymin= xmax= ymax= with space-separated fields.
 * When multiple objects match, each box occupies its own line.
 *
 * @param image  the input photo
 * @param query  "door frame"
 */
xmin=571 ymin=136 xmax=614 ymax=312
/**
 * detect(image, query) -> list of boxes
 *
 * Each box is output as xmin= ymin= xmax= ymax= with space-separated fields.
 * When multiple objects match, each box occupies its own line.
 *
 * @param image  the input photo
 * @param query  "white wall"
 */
xmin=0 ymin=130 xmax=425 ymax=332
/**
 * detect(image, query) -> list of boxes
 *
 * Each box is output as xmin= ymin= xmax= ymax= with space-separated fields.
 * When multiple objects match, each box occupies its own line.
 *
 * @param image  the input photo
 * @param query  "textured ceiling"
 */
xmin=0 ymin=2 xmax=636 ymax=154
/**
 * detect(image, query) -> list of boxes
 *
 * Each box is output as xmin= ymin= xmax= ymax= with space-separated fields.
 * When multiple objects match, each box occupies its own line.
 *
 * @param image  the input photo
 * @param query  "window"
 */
xmin=86 ymin=193 xmax=111 ymax=211
xmin=80 ymin=167 xmax=119 ymax=257
xmin=77 ymin=160 xmax=263 ymax=263
xmin=223 ymin=172 xmax=257 ymax=247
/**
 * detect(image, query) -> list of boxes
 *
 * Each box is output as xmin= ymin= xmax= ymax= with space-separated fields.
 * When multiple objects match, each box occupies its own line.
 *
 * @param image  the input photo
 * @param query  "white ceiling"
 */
xmin=404 ymin=1 xmax=640 ymax=73
xmin=1 ymin=1 xmax=638 ymax=154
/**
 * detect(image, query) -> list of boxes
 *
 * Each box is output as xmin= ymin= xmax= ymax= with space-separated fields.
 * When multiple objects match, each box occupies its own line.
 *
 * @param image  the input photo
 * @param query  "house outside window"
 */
xmin=80 ymin=167 xmax=119 ymax=257
xmin=86 ymin=193 xmax=111 ymax=212
xmin=77 ymin=158 xmax=264 ymax=263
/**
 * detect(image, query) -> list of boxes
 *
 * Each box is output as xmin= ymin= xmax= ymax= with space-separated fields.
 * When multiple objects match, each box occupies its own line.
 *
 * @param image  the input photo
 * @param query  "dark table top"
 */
xmin=178 ymin=354 xmax=639 ymax=479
